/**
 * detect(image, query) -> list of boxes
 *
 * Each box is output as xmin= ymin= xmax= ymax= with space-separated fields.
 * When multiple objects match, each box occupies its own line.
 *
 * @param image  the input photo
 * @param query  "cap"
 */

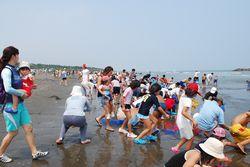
xmin=19 ymin=61 xmax=30 ymax=70
xmin=210 ymin=87 xmax=217 ymax=94
xmin=187 ymin=83 xmax=201 ymax=95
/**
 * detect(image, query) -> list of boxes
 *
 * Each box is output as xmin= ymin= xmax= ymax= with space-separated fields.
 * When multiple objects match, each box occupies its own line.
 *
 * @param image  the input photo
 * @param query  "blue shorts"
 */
xmin=3 ymin=103 xmax=32 ymax=132
xmin=136 ymin=113 xmax=149 ymax=120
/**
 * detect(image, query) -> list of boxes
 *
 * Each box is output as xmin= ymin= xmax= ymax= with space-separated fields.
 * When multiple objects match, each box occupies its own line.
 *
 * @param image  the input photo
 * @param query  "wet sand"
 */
xmin=0 ymin=74 xmax=249 ymax=167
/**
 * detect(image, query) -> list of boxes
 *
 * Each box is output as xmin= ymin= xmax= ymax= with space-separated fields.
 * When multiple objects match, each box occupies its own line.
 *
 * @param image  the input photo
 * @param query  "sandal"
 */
xmin=56 ymin=139 xmax=63 ymax=145
xmin=81 ymin=139 xmax=91 ymax=145
xmin=95 ymin=118 xmax=102 ymax=127
xmin=105 ymin=127 xmax=115 ymax=132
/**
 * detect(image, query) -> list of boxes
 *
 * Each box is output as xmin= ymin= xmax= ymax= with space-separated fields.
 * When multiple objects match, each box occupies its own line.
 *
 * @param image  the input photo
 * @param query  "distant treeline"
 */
xmin=30 ymin=63 xmax=102 ymax=71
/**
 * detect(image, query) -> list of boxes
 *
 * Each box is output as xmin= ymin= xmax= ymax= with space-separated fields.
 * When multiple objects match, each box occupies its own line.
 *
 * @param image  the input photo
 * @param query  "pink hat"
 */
xmin=213 ymin=127 xmax=226 ymax=138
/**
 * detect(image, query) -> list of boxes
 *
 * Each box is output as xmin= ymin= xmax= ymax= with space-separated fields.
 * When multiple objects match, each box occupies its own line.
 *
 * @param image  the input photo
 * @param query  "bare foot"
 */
xmin=237 ymin=143 xmax=247 ymax=154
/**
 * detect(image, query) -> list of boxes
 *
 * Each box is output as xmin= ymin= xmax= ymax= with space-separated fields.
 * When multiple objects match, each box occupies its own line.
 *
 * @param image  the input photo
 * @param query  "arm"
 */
xmin=183 ymin=151 xmax=201 ymax=167
xmin=84 ymin=98 xmax=91 ymax=112
xmin=1 ymin=68 xmax=25 ymax=97
xmin=157 ymin=106 xmax=170 ymax=119
xmin=182 ymin=107 xmax=197 ymax=126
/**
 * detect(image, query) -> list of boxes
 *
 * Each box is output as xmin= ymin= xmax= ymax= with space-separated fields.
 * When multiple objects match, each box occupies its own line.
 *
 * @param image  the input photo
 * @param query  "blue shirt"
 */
xmin=194 ymin=100 xmax=224 ymax=131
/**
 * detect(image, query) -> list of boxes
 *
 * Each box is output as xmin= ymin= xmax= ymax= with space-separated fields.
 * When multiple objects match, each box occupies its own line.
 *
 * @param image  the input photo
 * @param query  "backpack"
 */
xmin=0 ymin=66 xmax=13 ymax=111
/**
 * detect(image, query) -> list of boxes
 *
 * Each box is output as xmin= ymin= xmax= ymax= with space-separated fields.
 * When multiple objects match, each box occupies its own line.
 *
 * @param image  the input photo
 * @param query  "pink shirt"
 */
xmin=123 ymin=87 xmax=133 ymax=104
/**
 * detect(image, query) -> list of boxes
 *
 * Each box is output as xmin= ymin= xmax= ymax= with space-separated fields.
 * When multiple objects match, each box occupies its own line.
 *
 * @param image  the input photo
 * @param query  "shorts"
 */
xmin=62 ymin=78 xmax=67 ymax=80
xmin=230 ymin=124 xmax=250 ymax=143
xmin=113 ymin=87 xmax=121 ymax=94
xmin=125 ymin=104 xmax=131 ymax=110
xmin=3 ymin=103 xmax=32 ymax=132
xmin=136 ymin=113 xmax=149 ymax=120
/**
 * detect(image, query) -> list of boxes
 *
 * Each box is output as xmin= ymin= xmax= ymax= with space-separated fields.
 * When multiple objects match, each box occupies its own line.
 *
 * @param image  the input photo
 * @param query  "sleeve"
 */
xmin=183 ymin=98 xmax=192 ymax=108
xmin=217 ymin=108 xmax=225 ymax=124
xmin=1 ymin=68 xmax=25 ymax=97
xmin=152 ymin=95 xmax=160 ymax=108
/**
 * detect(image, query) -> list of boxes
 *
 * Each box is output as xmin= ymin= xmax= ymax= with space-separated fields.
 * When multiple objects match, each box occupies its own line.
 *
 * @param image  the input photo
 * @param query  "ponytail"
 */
xmin=0 ymin=46 xmax=19 ymax=72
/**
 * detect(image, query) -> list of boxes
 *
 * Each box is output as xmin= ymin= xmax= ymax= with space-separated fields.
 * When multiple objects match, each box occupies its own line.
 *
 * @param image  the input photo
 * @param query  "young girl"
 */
xmin=119 ymin=80 xmax=140 ymax=138
xmin=98 ymin=75 xmax=114 ymax=131
xmin=133 ymin=83 xmax=169 ymax=144
xmin=171 ymin=83 xmax=200 ymax=153
xmin=5 ymin=61 xmax=35 ymax=113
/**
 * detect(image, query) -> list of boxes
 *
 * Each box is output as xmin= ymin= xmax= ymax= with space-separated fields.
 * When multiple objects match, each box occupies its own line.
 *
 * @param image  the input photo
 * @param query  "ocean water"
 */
xmin=145 ymin=71 xmax=250 ymax=124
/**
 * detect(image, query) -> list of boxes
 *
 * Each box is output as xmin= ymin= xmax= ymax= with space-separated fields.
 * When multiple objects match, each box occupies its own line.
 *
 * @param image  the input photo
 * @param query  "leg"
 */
xmin=58 ymin=122 xmax=70 ymax=141
xmin=237 ymin=138 xmax=250 ymax=154
xmin=136 ymin=118 xmax=152 ymax=139
xmin=185 ymin=137 xmax=194 ymax=150
xmin=175 ymin=138 xmax=188 ymax=150
xmin=22 ymin=125 xmax=37 ymax=155
xmin=0 ymin=131 xmax=18 ymax=156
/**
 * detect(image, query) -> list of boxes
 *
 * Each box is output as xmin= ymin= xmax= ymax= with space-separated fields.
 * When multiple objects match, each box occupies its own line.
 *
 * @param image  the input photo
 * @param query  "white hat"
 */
xmin=199 ymin=137 xmax=225 ymax=159
xmin=70 ymin=86 xmax=83 ymax=96
xmin=19 ymin=61 xmax=30 ymax=69
xmin=210 ymin=87 xmax=217 ymax=94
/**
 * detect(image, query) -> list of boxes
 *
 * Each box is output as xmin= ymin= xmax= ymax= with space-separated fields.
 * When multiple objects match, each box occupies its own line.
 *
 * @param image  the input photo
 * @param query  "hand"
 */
xmin=192 ymin=120 xmax=198 ymax=128
xmin=32 ymin=84 xmax=37 ymax=89
xmin=21 ymin=93 xmax=29 ymax=99
xmin=165 ymin=113 xmax=170 ymax=119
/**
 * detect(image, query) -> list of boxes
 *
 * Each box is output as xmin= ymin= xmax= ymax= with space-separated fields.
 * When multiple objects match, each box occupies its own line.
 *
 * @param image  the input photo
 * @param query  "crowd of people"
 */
xmin=0 ymin=46 xmax=249 ymax=166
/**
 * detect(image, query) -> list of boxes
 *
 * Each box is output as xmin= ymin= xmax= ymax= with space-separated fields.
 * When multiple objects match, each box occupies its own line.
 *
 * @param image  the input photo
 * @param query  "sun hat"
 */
xmin=19 ymin=61 xmax=30 ymax=70
xmin=210 ymin=87 xmax=217 ymax=94
xmin=199 ymin=137 xmax=225 ymax=159
xmin=187 ymin=83 xmax=201 ymax=95
xmin=70 ymin=86 xmax=83 ymax=96
xmin=213 ymin=127 xmax=226 ymax=138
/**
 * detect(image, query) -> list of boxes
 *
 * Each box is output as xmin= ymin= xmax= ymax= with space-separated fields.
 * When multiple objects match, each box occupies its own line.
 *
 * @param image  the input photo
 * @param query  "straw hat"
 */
xmin=70 ymin=86 xmax=83 ymax=96
xmin=199 ymin=137 xmax=225 ymax=159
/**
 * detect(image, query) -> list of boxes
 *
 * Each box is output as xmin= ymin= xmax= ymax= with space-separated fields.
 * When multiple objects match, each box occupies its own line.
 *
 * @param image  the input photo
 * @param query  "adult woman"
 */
xmin=95 ymin=66 xmax=114 ymax=131
xmin=165 ymin=137 xmax=229 ymax=167
xmin=0 ymin=46 xmax=48 ymax=163
xmin=56 ymin=85 xmax=91 ymax=145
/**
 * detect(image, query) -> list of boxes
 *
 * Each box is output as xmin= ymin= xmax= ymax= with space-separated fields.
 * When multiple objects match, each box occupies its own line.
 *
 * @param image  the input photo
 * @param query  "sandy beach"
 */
xmin=0 ymin=73 xmax=249 ymax=167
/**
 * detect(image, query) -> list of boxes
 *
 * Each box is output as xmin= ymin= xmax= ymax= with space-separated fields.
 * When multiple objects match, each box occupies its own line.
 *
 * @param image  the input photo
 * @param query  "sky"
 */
xmin=0 ymin=0 xmax=250 ymax=72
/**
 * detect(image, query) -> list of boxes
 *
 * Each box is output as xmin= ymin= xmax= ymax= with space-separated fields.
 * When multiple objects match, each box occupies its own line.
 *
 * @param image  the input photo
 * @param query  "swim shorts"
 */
xmin=3 ymin=103 xmax=32 ymax=132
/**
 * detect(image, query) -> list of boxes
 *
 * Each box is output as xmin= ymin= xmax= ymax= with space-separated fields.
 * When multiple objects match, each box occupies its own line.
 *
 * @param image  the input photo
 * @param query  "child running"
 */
xmin=171 ymin=83 xmax=200 ymax=153
xmin=5 ymin=61 xmax=35 ymax=113
xmin=119 ymin=80 xmax=140 ymax=138
xmin=133 ymin=83 xmax=169 ymax=144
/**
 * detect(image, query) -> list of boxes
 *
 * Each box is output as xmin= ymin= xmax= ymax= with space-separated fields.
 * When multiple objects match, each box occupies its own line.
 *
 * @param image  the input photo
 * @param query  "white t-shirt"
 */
xmin=82 ymin=69 xmax=89 ymax=82
xmin=176 ymin=95 xmax=192 ymax=129
xmin=123 ymin=87 xmax=133 ymax=104
xmin=112 ymin=80 xmax=120 ymax=87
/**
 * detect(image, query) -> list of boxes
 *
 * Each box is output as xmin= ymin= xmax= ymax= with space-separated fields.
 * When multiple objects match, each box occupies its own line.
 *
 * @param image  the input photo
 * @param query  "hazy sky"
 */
xmin=0 ymin=0 xmax=250 ymax=71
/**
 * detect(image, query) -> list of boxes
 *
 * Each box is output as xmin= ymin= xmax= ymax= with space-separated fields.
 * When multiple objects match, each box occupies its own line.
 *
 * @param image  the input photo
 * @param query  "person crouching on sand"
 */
xmin=56 ymin=85 xmax=91 ymax=145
